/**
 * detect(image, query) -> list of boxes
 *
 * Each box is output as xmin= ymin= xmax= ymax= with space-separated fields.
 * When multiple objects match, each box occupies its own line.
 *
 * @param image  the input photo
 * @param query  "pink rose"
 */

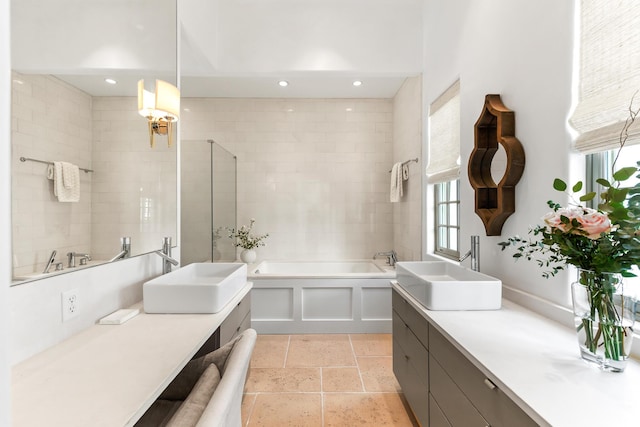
xmin=574 ymin=208 xmax=612 ymax=239
xmin=542 ymin=207 xmax=611 ymax=239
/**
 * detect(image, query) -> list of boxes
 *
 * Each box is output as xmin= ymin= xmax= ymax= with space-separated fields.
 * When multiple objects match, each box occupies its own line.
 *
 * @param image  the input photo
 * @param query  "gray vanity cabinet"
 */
xmin=392 ymin=290 xmax=429 ymax=426
xmin=220 ymin=292 xmax=251 ymax=344
xmin=193 ymin=292 xmax=252 ymax=358
xmin=429 ymin=324 xmax=537 ymax=427
xmin=392 ymin=288 xmax=538 ymax=427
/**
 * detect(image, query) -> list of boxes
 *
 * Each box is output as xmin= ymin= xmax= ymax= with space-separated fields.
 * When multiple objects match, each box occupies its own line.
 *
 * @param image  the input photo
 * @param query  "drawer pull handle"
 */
xmin=236 ymin=326 xmax=241 ymax=332
xmin=484 ymin=378 xmax=496 ymax=390
xmin=405 ymin=355 xmax=410 ymax=361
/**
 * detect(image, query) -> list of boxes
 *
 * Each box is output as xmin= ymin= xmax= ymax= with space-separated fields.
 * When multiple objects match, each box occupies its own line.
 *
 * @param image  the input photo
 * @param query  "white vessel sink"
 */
xmin=396 ymin=261 xmax=501 ymax=310
xmin=143 ymin=263 xmax=248 ymax=314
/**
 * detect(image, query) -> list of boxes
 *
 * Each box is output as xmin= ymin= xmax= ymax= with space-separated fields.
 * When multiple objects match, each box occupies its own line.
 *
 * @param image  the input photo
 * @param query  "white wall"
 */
xmin=423 ymin=0 xmax=576 ymax=322
xmin=393 ymin=76 xmax=423 ymax=261
xmin=9 ymin=252 xmax=171 ymax=364
xmin=1 ymin=0 xmax=11 ymax=421
xmin=181 ymin=98 xmax=394 ymax=261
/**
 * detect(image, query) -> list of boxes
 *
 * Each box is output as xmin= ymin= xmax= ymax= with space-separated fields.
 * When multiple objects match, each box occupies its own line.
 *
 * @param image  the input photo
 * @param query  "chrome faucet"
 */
xmin=459 ymin=235 xmax=480 ymax=272
xmin=155 ymin=237 xmax=179 ymax=274
xmin=374 ymin=250 xmax=398 ymax=267
xmin=67 ymin=252 xmax=92 ymax=268
xmin=43 ymin=250 xmax=57 ymax=274
xmin=109 ymin=237 xmax=131 ymax=262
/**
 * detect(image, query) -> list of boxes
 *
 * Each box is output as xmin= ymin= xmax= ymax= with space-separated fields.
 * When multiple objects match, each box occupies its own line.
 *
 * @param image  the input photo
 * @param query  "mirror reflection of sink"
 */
xmin=143 ymin=263 xmax=248 ymax=314
xmin=396 ymin=261 xmax=501 ymax=311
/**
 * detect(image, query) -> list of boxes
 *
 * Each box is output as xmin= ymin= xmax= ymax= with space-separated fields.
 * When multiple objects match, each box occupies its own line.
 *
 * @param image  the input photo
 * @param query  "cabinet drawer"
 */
xmin=392 ymin=310 xmax=429 ymax=385
xmin=392 ymin=289 xmax=429 ymax=349
xmin=430 ymin=354 xmax=488 ymax=427
xmin=429 ymin=393 xmax=452 ymax=427
xmin=429 ymin=325 xmax=537 ymax=427
xmin=220 ymin=292 xmax=251 ymax=345
xmin=393 ymin=339 xmax=428 ymax=427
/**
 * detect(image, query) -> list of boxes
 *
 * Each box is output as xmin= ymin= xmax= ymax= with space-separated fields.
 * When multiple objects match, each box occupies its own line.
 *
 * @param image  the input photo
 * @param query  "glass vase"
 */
xmin=571 ymin=269 xmax=635 ymax=372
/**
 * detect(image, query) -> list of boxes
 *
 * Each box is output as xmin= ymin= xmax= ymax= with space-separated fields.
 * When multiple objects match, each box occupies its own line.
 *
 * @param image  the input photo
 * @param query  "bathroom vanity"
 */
xmin=392 ymin=282 xmax=640 ymax=426
xmin=11 ymin=283 xmax=252 ymax=427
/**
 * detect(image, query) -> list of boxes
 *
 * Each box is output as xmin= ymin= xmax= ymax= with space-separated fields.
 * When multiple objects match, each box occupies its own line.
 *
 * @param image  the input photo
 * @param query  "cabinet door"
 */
xmin=392 ymin=310 xmax=429 ymax=385
xmin=393 ymin=339 xmax=429 ymax=427
xmin=429 ymin=325 xmax=537 ymax=427
xmin=429 ymin=394 xmax=452 ymax=427
xmin=392 ymin=289 xmax=429 ymax=349
xmin=430 ymin=355 xmax=489 ymax=427
xmin=220 ymin=292 xmax=251 ymax=344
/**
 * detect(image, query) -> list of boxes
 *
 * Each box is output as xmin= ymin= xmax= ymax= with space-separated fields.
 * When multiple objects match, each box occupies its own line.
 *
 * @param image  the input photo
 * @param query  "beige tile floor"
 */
xmin=241 ymin=334 xmax=419 ymax=427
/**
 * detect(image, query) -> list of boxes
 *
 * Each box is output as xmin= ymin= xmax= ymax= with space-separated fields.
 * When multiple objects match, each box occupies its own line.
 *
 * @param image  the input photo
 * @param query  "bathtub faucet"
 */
xmin=373 ymin=250 xmax=398 ymax=267
xmin=459 ymin=235 xmax=480 ymax=272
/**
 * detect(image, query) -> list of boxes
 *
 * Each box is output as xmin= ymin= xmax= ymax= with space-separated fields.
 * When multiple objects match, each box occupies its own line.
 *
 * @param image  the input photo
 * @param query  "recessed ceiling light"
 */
xmin=105 ymin=78 xmax=117 ymax=85
xmin=183 ymin=108 xmax=191 ymax=113
xmin=345 ymin=108 xmax=353 ymax=112
xmin=12 ymin=79 xmax=24 ymax=85
xmin=278 ymin=80 xmax=289 ymax=87
xmin=352 ymin=80 xmax=363 ymax=87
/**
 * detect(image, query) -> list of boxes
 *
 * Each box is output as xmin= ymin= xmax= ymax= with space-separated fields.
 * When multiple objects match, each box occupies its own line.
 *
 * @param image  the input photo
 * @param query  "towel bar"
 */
xmin=388 ymin=158 xmax=418 ymax=173
xmin=19 ymin=156 xmax=93 ymax=173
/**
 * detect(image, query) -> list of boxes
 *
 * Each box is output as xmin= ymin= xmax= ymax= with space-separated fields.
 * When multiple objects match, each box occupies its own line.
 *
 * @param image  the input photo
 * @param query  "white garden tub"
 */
xmin=248 ymin=260 xmax=396 ymax=334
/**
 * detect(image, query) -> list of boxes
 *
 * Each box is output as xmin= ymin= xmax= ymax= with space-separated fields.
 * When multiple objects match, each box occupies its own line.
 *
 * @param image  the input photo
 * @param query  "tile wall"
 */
xmin=392 ymin=76 xmax=423 ymax=261
xmin=181 ymin=98 xmax=395 ymax=261
xmin=11 ymin=73 xmax=93 ymax=276
xmin=91 ymin=97 xmax=177 ymax=261
xmin=10 ymin=77 xmax=177 ymax=275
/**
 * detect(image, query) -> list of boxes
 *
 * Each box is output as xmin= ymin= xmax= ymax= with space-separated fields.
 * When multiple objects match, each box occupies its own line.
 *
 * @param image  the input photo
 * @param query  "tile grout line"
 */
xmin=348 ymin=334 xmax=367 ymax=392
xmin=243 ymin=393 xmax=257 ymax=427
xmin=282 ymin=334 xmax=291 ymax=368
xmin=320 ymin=367 xmax=325 ymax=427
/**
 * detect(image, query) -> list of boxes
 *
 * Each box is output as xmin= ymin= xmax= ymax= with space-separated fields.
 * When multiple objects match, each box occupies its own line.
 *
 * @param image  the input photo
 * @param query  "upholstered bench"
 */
xmin=136 ymin=328 xmax=257 ymax=427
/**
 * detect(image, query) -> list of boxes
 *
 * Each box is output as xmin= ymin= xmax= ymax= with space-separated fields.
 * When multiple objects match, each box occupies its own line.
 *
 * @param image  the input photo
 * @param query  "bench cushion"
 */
xmin=166 ymin=363 xmax=221 ymax=427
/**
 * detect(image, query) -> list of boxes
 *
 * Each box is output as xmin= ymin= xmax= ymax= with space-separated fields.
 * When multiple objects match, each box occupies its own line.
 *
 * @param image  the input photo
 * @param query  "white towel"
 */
xmin=390 ymin=162 xmax=403 ymax=203
xmin=53 ymin=161 xmax=80 ymax=202
xmin=402 ymin=164 xmax=410 ymax=181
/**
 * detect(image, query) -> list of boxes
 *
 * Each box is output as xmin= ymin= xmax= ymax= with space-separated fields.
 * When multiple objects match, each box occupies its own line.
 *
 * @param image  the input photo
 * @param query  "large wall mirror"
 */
xmin=10 ymin=0 xmax=178 ymax=284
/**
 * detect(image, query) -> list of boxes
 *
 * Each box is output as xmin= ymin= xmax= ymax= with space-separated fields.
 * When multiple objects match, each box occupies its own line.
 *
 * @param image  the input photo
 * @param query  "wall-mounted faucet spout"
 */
xmin=156 ymin=237 xmax=178 ymax=274
xmin=109 ymin=237 xmax=131 ymax=262
xmin=459 ymin=235 xmax=480 ymax=271
xmin=109 ymin=250 xmax=128 ymax=263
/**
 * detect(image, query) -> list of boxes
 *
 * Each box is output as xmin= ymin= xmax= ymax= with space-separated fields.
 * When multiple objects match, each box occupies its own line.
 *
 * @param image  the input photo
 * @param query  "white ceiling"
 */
xmin=11 ymin=0 xmax=424 ymax=98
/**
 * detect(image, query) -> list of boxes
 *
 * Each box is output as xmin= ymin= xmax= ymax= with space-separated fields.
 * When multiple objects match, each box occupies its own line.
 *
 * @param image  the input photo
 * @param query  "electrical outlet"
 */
xmin=62 ymin=289 xmax=79 ymax=322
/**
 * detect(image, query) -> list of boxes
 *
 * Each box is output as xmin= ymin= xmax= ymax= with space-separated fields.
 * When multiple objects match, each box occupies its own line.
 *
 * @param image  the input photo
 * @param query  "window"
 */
xmin=427 ymin=80 xmax=461 ymax=258
xmin=571 ymin=0 xmax=640 ymax=152
xmin=434 ymin=179 xmax=460 ymax=259
xmin=587 ymin=146 xmax=640 ymax=321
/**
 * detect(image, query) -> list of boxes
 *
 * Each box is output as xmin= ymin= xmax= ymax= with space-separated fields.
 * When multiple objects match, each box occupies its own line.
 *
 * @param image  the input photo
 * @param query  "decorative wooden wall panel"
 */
xmin=468 ymin=95 xmax=525 ymax=236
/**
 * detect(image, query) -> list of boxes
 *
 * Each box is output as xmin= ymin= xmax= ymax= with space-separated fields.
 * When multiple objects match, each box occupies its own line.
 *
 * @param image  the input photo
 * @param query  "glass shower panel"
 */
xmin=210 ymin=141 xmax=237 ymax=262
xmin=180 ymin=139 xmax=237 ymax=265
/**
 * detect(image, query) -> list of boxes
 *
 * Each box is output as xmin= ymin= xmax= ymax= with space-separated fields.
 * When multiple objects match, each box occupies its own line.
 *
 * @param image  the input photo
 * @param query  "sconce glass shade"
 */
xmin=138 ymin=79 xmax=180 ymax=148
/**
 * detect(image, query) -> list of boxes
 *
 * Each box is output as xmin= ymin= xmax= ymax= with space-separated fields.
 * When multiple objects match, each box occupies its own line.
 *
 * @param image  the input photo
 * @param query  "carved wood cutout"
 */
xmin=468 ymin=95 xmax=525 ymax=236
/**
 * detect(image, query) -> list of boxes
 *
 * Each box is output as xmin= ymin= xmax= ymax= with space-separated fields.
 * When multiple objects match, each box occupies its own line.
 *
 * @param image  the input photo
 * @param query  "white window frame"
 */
xmin=434 ymin=179 xmax=460 ymax=259
xmin=587 ymin=148 xmax=640 ymax=323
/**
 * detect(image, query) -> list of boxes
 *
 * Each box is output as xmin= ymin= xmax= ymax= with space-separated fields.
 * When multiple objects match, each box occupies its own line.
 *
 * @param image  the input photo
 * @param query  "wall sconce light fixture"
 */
xmin=137 ymin=79 xmax=180 ymax=148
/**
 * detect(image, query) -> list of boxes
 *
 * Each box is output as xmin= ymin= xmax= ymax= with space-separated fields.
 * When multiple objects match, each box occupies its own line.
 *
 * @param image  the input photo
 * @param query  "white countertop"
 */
xmin=11 ymin=283 xmax=252 ymax=427
xmin=392 ymin=282 xmax=640 ymax=427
